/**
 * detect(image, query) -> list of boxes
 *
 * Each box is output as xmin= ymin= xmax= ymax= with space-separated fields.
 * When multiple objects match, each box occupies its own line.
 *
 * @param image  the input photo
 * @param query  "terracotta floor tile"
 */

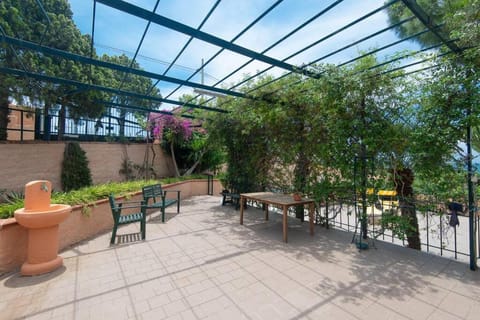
xmin=1 ymin=196 xmax=479 ymax=320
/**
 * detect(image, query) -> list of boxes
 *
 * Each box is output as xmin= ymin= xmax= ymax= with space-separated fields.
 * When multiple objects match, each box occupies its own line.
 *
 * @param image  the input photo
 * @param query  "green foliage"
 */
xmin=0 ymin=180 xmax=155 ymax=218
xmin=119 ymin=157 xmax=157 ymax=181
xmin=386 ymin=1 xmax=457 ymax=49
xmin=0 ymin=176 xmax=206 ymax=219
xmin=208 ymin=78 xmax=279 ymax=192
xmin=386 ymin=0 xmax=480 ymax=178
xmin=101 ymin=54 xmax=162 ymax=137
xmin=380 ymin=213 xmax=417 ymax=241
xmin=414 ymin=167 xmax=467 ymax=201
xmin=152 ymin=95 xmax=227 ymax=176
xmin=51 ymin=180 xmax=154 ymax=206
xmin=0 ymin=189 xmax=24 ymax=204
xmin=208 ymin=56 xmax=415 ymax=198
xmin=0 ymin=189 xmax=25 ymax=219
xmin=308 ymin=178 xmax=353 ymax=203
xmin=168 ymin=131 xmax=225 ymax=175
xmin=0 ymin=0 xmax=109 ymax=140
xmin=61 ymin=142 xmax=93 ymax=191
xmin=119 ymin=157 xmax=137 ymax=181
xmin=387 ymin=0 xmax=479 ymax=67
xmin=209 ymin=115 xmax=268 ymax=193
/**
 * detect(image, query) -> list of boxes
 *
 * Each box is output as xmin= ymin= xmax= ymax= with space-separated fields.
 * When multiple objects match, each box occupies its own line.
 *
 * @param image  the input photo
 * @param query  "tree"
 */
xmin=61 ymin=142 xmax=92 ymax=191
xmin=308 ymin=54 xmax=423 ymax=248
xmin=473 ymin=127 xmax=480 ymax=153
xmin=386 ymin=1 xmax=480 ymax=250
xmin=208 ymin=78 xmax=277 ymax=194
xmin=0 ymin=0 xmax=106 ymax=140
xmin=245 ymin=74 xmax=328 ymax=218
xmin=100 ymin=54 xmax=161 ymax=138
xmin=149 ymin=113 xmax=193 ymax=177
xmin=387 ymin=0 xmax=480 ymax=190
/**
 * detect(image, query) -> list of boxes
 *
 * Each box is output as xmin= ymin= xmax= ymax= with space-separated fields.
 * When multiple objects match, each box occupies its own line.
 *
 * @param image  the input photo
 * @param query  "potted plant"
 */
xmin=292 ymin=192 xmax=302 ymax=201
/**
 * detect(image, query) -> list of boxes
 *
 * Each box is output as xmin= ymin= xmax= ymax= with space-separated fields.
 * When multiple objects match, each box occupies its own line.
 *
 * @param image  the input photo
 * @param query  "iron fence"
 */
xmin=4 ymin=105 xmax=147 ymax=142
xmin=315 ymin=197 xmax=479 ymax=263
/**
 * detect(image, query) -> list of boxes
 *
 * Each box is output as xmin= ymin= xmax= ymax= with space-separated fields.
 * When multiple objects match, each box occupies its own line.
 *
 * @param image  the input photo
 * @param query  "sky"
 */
xmin=67 ymin=0 xmax=423 ymax=108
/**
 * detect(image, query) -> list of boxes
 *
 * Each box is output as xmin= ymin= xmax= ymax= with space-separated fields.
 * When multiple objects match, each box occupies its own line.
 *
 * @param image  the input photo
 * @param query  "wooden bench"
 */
xmin=221 ymin=190 xmax=241 ymax=210
xmin=142 ymin=184 xmax=180 ymax=222
xmin=109 ymin=195 xmax=146 ymax=245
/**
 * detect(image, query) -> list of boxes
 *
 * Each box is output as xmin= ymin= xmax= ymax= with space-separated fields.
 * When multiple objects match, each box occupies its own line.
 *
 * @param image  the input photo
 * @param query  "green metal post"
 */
xmin=467 ymin=118 xmax=477 ymax=270
xmin=361 ymin=143 xmax=368 ymax=240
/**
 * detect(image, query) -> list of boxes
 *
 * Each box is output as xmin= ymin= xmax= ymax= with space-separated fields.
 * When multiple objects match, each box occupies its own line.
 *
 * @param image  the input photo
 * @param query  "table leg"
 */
xmin=264 ymin=203 xmax=269 ymax=221
xmin=283 ymin=205 xmax=288 ymax=243
xmin=309 ymin=202 xmax=314 ymax=236
xmin=240 ymin=196 xmax=244 ymax=225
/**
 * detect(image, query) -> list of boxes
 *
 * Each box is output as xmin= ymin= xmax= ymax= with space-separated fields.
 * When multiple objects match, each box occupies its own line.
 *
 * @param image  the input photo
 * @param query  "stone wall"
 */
xmin=0 ymin=142 xmax=174 ymax=191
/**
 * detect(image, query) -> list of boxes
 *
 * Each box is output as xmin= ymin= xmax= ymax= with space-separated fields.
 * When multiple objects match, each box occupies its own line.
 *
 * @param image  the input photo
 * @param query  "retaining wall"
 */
xmin=0 ymin=142 xmax=174 ymax=192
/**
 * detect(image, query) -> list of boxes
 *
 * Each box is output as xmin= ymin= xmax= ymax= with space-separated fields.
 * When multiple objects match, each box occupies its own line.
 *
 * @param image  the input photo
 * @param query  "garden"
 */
xmin=0 ymin=0 xmax=479 ymax=270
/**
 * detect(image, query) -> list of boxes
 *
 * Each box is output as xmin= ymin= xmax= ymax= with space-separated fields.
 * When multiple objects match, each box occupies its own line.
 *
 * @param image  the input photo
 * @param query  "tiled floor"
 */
xmin=1 ymin=195 xmax=479 ymax=320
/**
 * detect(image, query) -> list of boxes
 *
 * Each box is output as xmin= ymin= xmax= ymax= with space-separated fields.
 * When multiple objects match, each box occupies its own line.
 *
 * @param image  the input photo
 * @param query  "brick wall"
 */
xmin=0 ymin=142 xmax=174 ymax=191
xmin=6 ymin=106 xmax=35 ymax=141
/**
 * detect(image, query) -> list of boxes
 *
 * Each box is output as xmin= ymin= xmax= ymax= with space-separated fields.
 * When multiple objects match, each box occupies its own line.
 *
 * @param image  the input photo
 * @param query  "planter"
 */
xmin=0 ymin=179 xmax=222 ymax=275
xmin=14 ymin=180 xmax=71 ymax=276
xmin=292 ymin=193 xmax=302 ymax=201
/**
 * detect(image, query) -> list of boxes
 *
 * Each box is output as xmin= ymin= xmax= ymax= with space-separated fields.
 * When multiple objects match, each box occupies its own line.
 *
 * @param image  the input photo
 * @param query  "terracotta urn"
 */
xmin=14 ymin=180 xmax=71 ymax=276
xmin=292 ymin=193 xmax=302 ymax=201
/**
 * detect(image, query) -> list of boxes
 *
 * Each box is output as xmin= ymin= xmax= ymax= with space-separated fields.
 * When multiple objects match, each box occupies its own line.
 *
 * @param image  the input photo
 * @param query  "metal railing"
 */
xmin=4 ymin=106 xmax=147 ymax=142
xmin=241 ymin=190 xmax=478 ymax=263
xmin=316 ymin=197 xmax=479 ymax=263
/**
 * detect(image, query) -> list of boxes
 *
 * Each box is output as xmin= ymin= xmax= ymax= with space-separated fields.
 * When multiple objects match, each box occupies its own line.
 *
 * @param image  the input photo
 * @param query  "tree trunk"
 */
xmin=43 ymin=102 xmax=51 ymax=141
xmin=294 ymin=150 xmax=310 ymax=220
xmin=170 ymin=141 xmax=180 ymax=177
xmin=394 ymin=168 xmax=421 ymax=250
xmin=118 ymin=108 xmax=126 ymax=137
xmin=183 ymin=149 xmax=206 ymax=176
xmin=57 ymin=105 xmax=66 ymax=140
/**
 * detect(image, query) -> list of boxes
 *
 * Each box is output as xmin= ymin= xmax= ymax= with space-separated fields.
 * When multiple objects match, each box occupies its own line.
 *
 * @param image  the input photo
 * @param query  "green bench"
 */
xmin=108 ymin=195 xmax=146 ymax=245
xmin=142 ymin=184 xmax=181 ymax=222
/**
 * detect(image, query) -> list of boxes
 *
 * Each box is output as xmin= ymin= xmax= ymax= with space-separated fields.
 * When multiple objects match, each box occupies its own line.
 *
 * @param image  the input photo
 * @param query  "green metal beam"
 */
xmin=337 ymin=28 xmax=431 ymax=68
xmin=148 ymin=0 xmax=222 ymax=96
xmin=400 ymin=0 xmax=462 ymax=53
xmin=99 ymin=101 xmax=196 ymax=119
xmin=0 ymin=66 xmax=228 ymax=113
xmin=1 ymin=35 xmax=245 ymax=99
xmin=96 ymin=0 xmax=318 ymax=78
xmin=211 ymin=0 xmax=403 ymax=105
xmin=163 ymin=0 xmax=287 ymax=101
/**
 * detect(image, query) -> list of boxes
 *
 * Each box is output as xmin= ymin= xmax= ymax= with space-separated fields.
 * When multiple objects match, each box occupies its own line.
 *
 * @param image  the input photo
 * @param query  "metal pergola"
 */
xmin=1 ymin=0 xmax=467 ymax=113
xmin=1 ymin=0 xmax=476 ymax=269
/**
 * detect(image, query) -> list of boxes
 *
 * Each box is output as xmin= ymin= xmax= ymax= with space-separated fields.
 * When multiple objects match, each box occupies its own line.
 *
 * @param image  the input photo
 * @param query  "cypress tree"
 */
xmin=61 ymin=142 xmax=92 ymax=191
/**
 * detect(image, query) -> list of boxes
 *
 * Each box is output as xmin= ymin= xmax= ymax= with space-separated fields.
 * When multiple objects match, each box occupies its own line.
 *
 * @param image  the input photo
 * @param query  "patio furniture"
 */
xmin=221 ymin=189 xmax=241 ymax=209
xmin=142 ymin=184 xmax=180 ymax=222
xmin=239 ymin=192 xmax=315 ymax=243
xmin=108 ymin=195 xmax=146 ymax=245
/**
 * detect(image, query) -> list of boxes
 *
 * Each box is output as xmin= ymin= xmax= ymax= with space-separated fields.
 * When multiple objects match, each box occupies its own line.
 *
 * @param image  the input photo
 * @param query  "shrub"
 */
xmin=61 ymin=142 xmax=93 ymax=191
xmin=0 ymin=175 xmax=208 ymax=219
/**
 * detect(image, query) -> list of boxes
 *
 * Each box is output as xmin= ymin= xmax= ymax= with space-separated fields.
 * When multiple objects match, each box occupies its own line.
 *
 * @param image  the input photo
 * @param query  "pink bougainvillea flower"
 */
xmin=148 ymin=112 xmax=193 ymax=142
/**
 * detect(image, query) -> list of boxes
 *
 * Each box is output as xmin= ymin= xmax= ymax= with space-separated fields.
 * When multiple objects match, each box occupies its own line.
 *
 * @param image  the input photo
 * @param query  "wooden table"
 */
xmin=240 ymin=192 xmax=315 ymax=243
